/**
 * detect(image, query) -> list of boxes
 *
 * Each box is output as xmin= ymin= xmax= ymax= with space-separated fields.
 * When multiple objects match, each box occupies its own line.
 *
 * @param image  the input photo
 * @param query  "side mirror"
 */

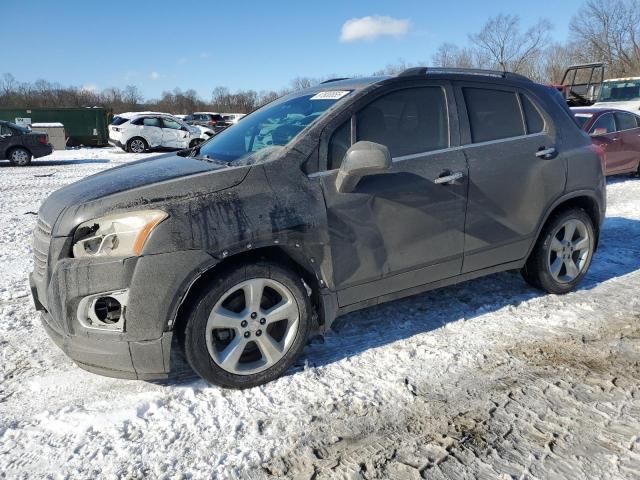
xmin=335 ymin=141 xmax=392 ymax=193
xmin=590 ymin=128 xmax=607 ymax=136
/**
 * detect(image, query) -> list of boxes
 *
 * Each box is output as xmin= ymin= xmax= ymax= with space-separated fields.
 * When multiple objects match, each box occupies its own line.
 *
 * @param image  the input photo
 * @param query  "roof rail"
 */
xmin=397 ymin=67 xmax=532 ymax=82
xmin=320 ymin=77 xmax=351 ymax=84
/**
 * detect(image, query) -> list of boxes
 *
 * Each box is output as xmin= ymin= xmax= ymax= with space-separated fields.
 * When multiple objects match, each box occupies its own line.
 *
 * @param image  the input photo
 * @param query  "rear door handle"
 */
xmin=434 ymin=171 xmax=464 ymax=185
xmin=536 ymin=147 xmax=557 ymax=159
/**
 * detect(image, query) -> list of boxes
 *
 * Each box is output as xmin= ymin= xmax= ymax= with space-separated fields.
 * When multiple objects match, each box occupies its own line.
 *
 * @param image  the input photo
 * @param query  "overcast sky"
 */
xmin=2 ymin=0 xmax=585 ymax=100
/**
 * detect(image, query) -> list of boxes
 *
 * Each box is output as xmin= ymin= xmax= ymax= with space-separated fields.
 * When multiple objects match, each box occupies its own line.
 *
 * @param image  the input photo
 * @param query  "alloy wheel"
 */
xmin=130 ymin=139 xmax=145 ymax=153
xmin=11 ymin=149 xmax=30 ymax=165
xmin=205 ymin=278 xmax=300 ymax=375
xmin=547 ymin=218 xmax=591 ymax=283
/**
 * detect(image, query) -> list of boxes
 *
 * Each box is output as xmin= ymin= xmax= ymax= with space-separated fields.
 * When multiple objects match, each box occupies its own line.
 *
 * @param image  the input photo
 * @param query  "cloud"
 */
xmin=340 ymin=15 xmax=410 ymax=42
xmin=150 ymin=71 xmax=160 ymax=80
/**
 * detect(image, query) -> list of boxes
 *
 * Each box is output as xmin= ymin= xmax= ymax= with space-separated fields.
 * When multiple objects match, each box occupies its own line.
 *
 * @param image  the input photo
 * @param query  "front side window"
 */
xmin=328 ymin=119 xmax=351 ymax=170
xmin=198 ymin=91 xmax=351 ymax=163
xmin=614 ymin=112 xmax=637 ymax=131
xmin=162 ymin=118 xmax=182 ymax=130
xmin=143 ymin=117 xmax=162 ymax=127
xmin=355 ymin=87 xmax=449 ymax=158
xmin=589 ymin=114 xmax=615 ymax=135
xmin=573 ymin=114 xmax=593 ymax=129
xmin=0 ymin=124 xmax=12 ymax=136
xmin=464 ymin=88 xmax=524 ymax=143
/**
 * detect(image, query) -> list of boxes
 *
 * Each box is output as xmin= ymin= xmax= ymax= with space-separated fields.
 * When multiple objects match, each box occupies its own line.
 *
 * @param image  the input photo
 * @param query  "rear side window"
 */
xmin=520 ymin=94 xmax=545 ymax=133
xmin=0 ymin=124 xmax=12 ymax=136
xmin=355 ymin=87 xmax=449 ymax=158
xmin=463 ymin=88 xmax=524 ymax=143
xmin=328 ymin=119 xmax=351 ymax=170
xmin=615 ymin=112 xmax=637 ymax=131
xmin=589 ymin=113 xmax=615 ymax=135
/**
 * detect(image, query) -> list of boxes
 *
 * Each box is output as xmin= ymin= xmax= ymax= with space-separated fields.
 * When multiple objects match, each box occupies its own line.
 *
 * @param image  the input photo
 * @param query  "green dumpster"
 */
xmin=0 ymin=107 xmax=113 ymax=146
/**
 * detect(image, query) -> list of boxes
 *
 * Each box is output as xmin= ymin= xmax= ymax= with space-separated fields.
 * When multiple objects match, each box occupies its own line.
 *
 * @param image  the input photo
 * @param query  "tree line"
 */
xmin=1 ymin=0 xmax=638 ymax=115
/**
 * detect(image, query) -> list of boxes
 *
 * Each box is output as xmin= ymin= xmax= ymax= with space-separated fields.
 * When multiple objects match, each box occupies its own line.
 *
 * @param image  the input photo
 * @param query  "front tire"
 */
xmin=8 ymin=147 xmax=32 ymax=166
xmin=522 ymin=209 xmax=595 ymax=294
xmin=126 ymin=137 xmax=148 ymax=153
xmin=189 ymin=138 xmax=204 ymax=148
xmin=181 ymin=261 xmax=312 ymax=388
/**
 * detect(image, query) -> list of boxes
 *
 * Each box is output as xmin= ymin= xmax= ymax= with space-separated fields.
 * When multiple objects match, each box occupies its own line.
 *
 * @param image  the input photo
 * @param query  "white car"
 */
xmin=593 ymin=77 xmax=640 ymax=112
xmin=222 ymin=113 xmax=246 ymax=124
xmin=109 ymin=113 xmax=213 ymax=153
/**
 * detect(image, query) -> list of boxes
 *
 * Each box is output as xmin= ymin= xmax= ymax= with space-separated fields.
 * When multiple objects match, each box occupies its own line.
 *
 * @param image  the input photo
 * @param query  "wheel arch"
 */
xmin=529 ymin=191 xmax=603 ymax=259
xmin=171 ymin=246 xmax=327 ymax=340
xmin=7 ymin=145 xmax=33 ymax=158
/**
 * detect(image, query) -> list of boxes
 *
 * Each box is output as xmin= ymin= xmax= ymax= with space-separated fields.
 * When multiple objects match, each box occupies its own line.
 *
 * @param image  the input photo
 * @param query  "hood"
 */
xmin=592 ymin=101 xmax=640 ymax=112
xmin=40 ymin=153 xmax=249 ymax=236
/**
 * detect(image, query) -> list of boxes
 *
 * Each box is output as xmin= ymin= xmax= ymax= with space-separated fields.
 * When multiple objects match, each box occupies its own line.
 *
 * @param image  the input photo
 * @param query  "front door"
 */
xmin=456 ymin=84 xmax=566 ymax=272
xmin=318 ymin=84 xmax=468 ymax=307
xmin=161 ymin=117 xmax=189 ymax=148
xmin=0 ymin=123 xmax=13 ymax=158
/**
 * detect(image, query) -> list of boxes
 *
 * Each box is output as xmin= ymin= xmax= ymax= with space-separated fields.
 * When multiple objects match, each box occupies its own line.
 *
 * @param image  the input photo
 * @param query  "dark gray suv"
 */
xmin=30 ymin=68 xmax=606 ymax=388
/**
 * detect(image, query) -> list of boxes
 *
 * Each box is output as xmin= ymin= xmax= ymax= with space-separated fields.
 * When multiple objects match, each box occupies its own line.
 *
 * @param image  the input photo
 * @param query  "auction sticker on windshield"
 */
xmin=310 ymin=91 xmax=352 ymax=100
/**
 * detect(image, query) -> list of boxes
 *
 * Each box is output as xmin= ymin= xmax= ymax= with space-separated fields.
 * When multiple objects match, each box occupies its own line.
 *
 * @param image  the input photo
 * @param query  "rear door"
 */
xmin=318 ymin=83 xmax=469 ymax=306
xmin=455 ymin=83 xmax=566 ymax=272
xmin=140 ymin=117 xmax=163 ymax=147
xmin=614 ymin=111 xmax=640 ymax=173
xmin=589 ymin=113 xmax=624 ymax=174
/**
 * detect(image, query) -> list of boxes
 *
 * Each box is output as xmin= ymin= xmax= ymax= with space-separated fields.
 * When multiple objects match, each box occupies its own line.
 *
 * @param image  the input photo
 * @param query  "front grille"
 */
xmin=32 ymin=217 xmax=53 ymax=279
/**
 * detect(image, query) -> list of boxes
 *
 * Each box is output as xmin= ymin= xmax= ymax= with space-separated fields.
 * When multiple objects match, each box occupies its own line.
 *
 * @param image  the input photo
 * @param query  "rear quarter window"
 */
xmin=111 ymin=116 xmax=130 ymax=126
xmin=463 ymin=87 xmax=525 ymax=143
xmin=520 ymin=94 xmax=545 ymax=134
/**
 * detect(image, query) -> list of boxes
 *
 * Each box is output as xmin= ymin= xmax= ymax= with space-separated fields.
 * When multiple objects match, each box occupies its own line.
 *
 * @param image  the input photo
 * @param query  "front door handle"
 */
xmin=536 ymin=147 xmax=557 ymax=159
xmin=434 ymin=171 xmax=464 ymax=185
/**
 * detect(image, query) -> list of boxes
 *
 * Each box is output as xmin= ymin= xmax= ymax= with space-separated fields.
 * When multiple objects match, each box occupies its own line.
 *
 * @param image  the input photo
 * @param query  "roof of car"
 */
xmin=571 ymin=106 xmax=640 ymax=115
xmin=602 ymin=77 xmax=640 ymax=82
xmin=299 ymin=68 xmax=535 ymax=96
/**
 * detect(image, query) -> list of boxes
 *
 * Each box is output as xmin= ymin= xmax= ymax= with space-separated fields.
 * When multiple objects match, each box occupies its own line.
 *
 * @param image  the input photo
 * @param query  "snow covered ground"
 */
xmin=0 ymin=148 xmax=639 ymax=479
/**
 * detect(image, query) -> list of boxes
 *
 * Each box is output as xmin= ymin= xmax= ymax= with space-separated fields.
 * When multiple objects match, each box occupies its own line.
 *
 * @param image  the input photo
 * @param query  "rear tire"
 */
xmin=181 ymin=261 xmax=312 ymax=389
xmin=8 ymin=147 xmax=32 ymax=166
xmin=521 ymin=209 xmax=595 ymax=294
xmin=126 ymin=137 xmax=148 ymax=153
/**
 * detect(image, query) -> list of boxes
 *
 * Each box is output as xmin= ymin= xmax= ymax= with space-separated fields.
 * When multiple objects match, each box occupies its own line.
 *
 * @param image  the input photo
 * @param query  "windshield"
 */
xmin=598 ymin=80 xmax=640 ymax=102
xmin=197 ymin=91 xmax=351 ymax=163
xmin=7 ymin=122 xmax=30 ymax=133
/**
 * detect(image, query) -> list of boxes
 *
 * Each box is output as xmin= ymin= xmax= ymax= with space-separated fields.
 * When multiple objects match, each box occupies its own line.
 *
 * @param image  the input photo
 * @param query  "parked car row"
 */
xmin=108 ymin=112 xmax=214 ymax=153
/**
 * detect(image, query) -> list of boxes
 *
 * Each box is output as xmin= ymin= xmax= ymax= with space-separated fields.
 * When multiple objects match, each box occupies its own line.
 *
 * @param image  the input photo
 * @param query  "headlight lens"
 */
xmin=72 ymin=210 xmax=167 ymax=258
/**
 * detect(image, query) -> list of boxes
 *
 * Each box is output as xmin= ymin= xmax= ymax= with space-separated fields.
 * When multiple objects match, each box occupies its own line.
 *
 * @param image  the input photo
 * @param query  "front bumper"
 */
xmin=30 ymin=249 xmax=215 ymax=380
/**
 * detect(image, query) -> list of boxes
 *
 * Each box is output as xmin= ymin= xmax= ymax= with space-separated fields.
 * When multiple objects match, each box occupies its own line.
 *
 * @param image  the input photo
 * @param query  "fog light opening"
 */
xmin=94 ymin=296 xmax=122 ymax=324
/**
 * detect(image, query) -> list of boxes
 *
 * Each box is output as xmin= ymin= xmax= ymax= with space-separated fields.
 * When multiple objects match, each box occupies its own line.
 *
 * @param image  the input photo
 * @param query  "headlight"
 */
xmin=72 ymin=210 xmax=167 ymax=258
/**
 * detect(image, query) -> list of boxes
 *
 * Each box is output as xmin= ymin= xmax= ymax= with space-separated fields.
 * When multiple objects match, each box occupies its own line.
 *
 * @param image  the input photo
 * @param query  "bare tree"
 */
xmin=432 ymin=43 xmax=477 ymax=68
xmin=570 ymin=0 xmax=640 ymax=77
xmin=470 ymin=14 xmax=553 ymax=74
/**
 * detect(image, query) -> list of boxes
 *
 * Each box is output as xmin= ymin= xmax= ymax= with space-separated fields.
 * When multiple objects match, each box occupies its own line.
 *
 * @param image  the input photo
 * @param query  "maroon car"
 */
xmin=572 ymin=107 xmax=640 ymax=176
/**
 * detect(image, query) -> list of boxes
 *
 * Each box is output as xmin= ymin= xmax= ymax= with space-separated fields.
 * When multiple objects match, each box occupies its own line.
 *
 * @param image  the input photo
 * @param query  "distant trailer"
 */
xmin=31 ymin=122 xmax=66 ymax=150
xmin=0 ymin=107 xmax=112 ymax=146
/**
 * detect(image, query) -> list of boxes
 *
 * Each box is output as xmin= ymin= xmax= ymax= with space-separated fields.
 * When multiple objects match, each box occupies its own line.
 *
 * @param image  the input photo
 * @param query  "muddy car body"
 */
xmin=31 ymin=68 xmax=606 ymax=388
